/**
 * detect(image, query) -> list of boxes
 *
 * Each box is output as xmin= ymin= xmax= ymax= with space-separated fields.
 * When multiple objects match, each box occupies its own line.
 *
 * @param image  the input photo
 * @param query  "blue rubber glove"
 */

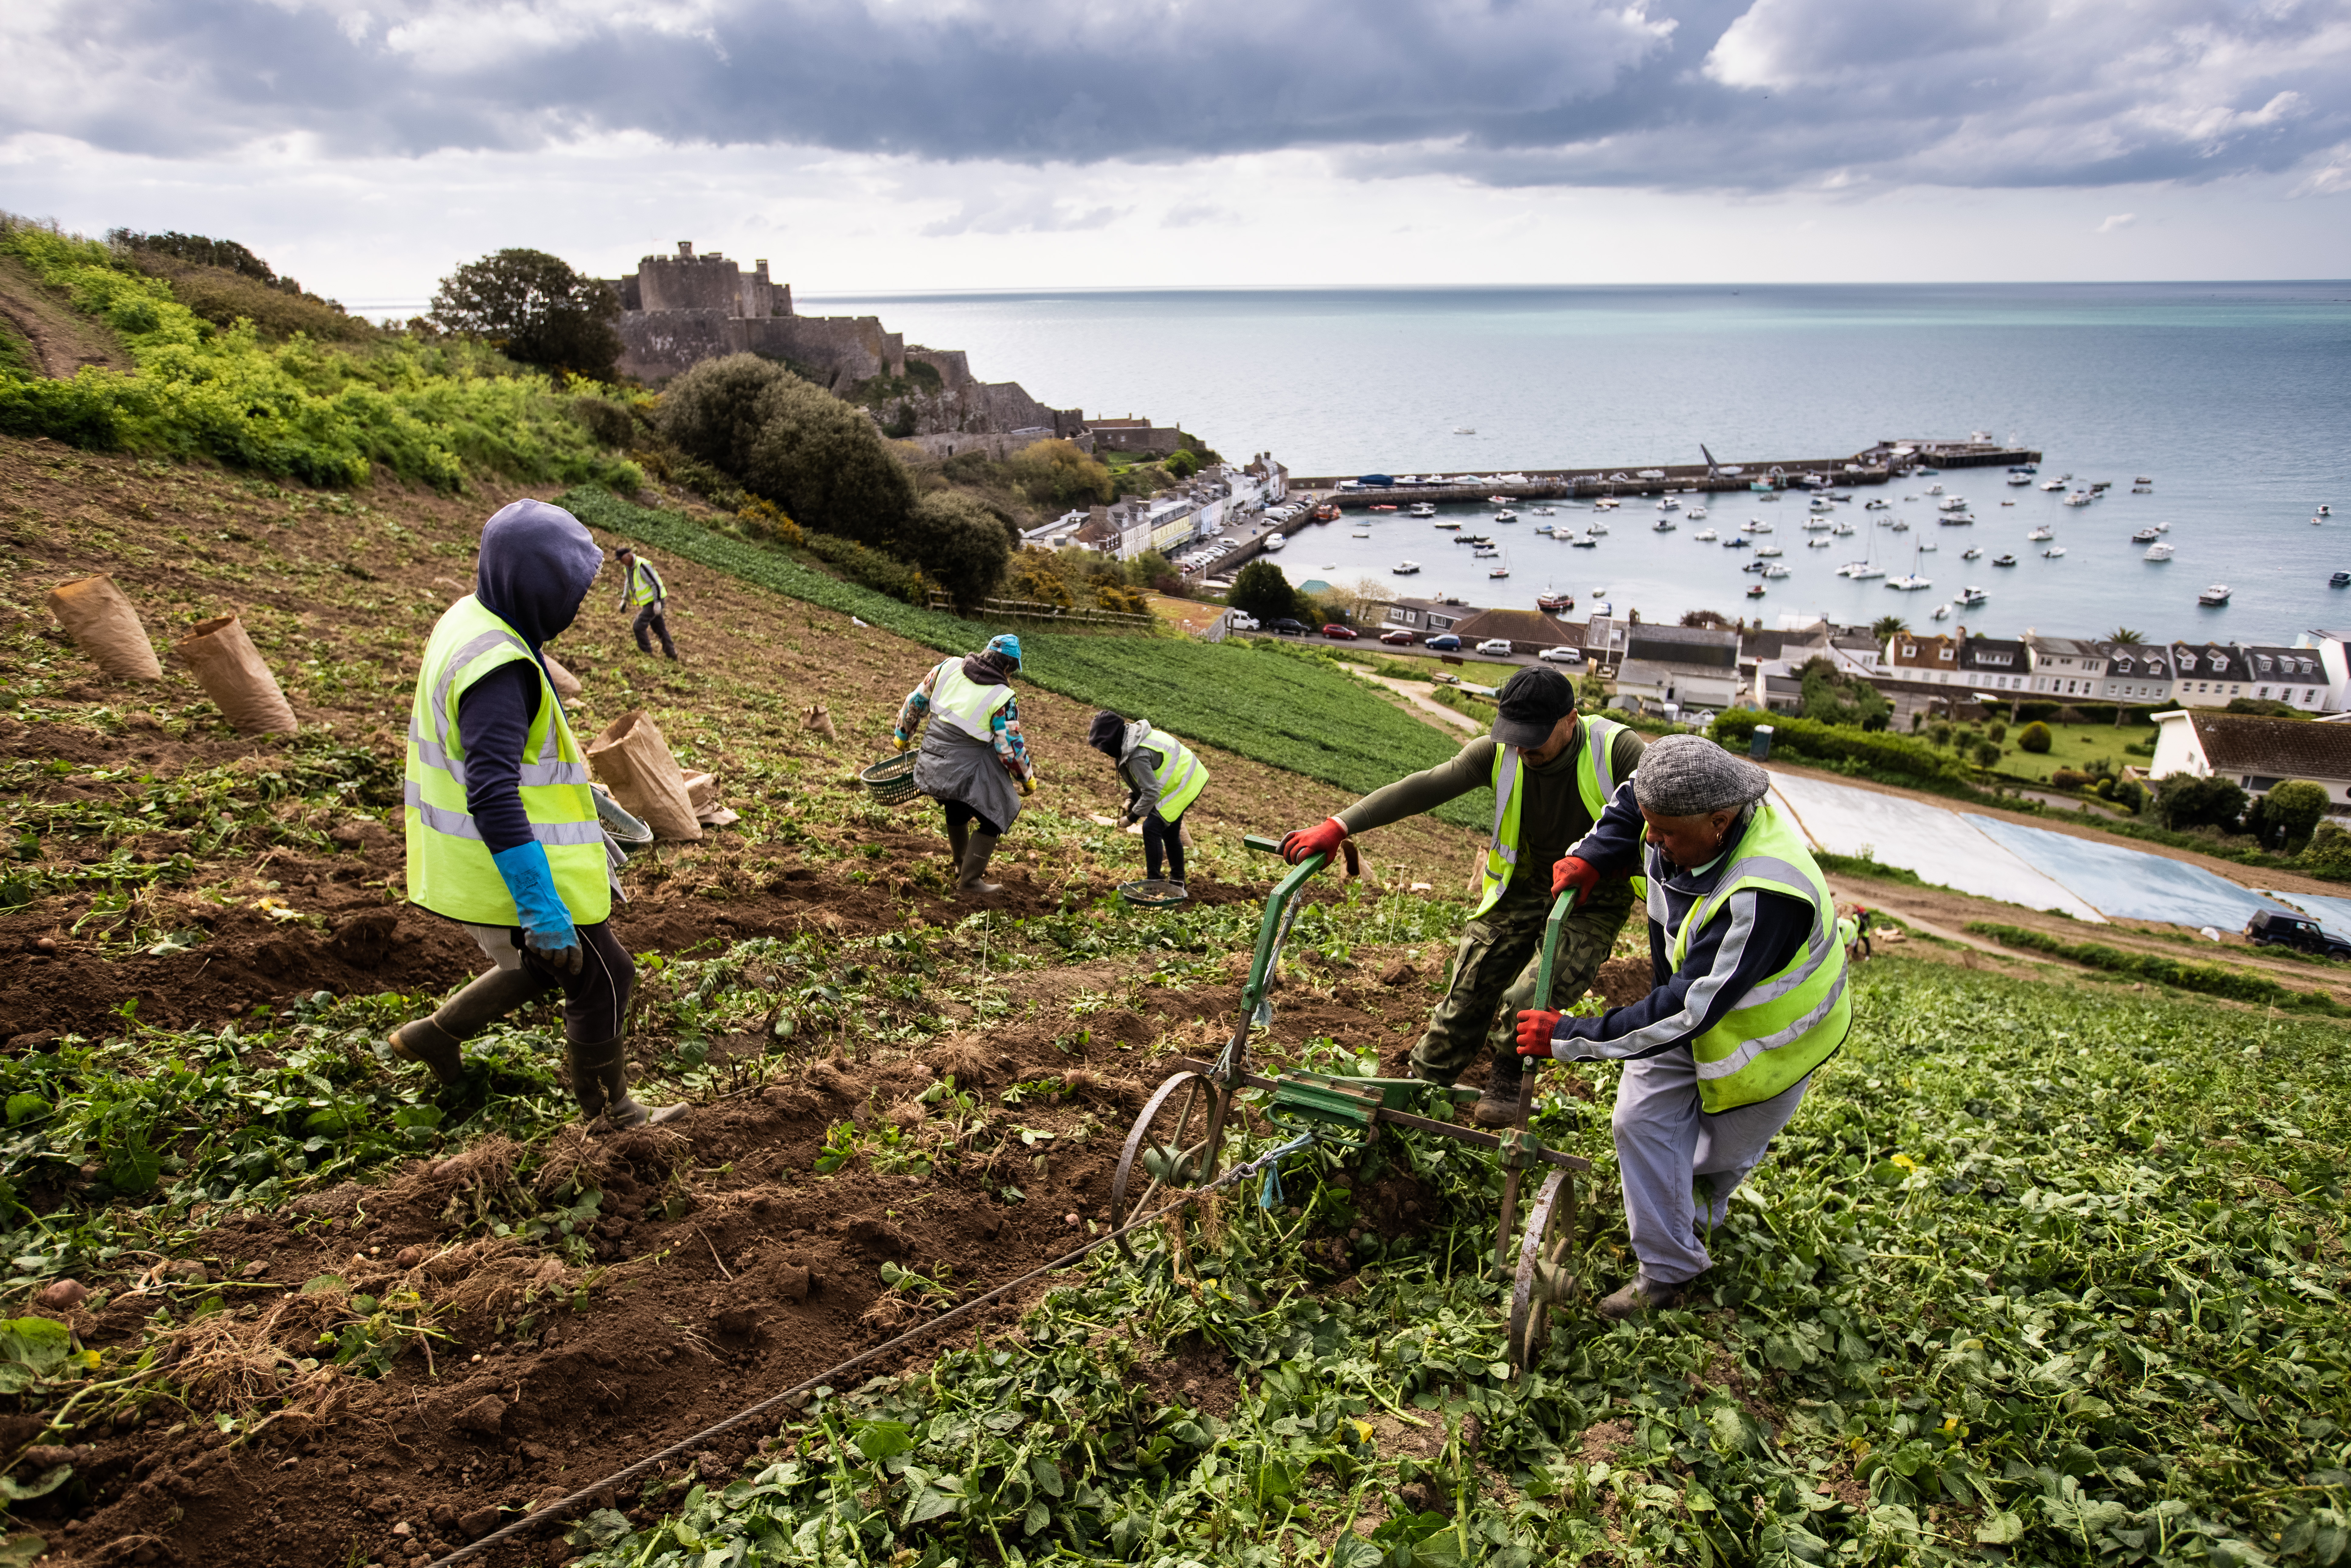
xmin=491 ymin=842 xmax=582 ymax=976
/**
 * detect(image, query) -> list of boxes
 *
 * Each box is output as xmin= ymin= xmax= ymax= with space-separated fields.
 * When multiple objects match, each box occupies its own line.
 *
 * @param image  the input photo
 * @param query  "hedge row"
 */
xmin=1964 ymin=922 xmax=2347 ymax=1014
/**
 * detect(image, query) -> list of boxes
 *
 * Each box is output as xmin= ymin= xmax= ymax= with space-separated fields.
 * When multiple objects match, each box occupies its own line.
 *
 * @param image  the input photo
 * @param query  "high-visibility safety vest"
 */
xmin=1138 ymin=725 xmax=1209 ymax=820
xmin=624 ymin=558 xmax=665 ymax=607
xmin=404 ymin=597 xmax=609 ymax=927
xmin=1658 ymin=800 xmax=1850 ymax=1113
xmin=926 ymin=657 xmax=1015 ymax=745
xmin=1473 ymin=714 xmax=1635 ymax=918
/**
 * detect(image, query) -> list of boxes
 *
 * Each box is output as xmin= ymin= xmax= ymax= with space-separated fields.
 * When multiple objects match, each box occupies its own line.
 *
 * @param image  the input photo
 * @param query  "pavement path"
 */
xmin=1362 ymin=673 xmax=1483 ymax=735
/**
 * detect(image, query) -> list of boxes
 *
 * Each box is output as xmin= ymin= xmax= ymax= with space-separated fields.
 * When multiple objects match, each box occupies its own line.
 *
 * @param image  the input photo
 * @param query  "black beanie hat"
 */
xmin=1088 ymin=710 xmax=1127 ymax=755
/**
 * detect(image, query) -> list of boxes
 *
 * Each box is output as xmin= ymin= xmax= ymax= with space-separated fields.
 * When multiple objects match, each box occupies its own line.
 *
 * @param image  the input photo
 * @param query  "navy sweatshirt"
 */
xmin=1549 ymin=784 xmax=1813 ymax=1061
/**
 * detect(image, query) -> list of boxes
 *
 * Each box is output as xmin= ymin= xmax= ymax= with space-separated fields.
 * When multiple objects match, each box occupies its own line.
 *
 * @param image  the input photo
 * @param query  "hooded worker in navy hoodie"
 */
xmin=389 ymin=500 xmax=684 ymax=1130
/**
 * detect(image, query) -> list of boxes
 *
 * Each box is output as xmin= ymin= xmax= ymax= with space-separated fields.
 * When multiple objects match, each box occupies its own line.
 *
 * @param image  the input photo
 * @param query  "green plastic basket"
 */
xmin=859 ymin=752 xmax=922 ymax=806
xmin=1118 ymin=878 xmax=1191 ymax=909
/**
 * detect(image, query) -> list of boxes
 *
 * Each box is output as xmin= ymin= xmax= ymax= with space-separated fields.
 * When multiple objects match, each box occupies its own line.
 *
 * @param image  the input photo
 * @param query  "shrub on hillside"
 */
xmin=1007 ymin=438 xmax=1113 ymax=509
xmin=2249 ymin=779 xmax=2331 ymax=851
xmin=658 ymin=354 xmax=799 ymax=476
xmin=1974 ymin=741 xmax=2002 ymax=769
xmin=2017 ymin=721 xmax=2053 ymax=753
xmin=429 ymin=248 xmax=623 ymax=382
xmin=118 ymin=248 xmax=373 ymax=344
xmin=2304 ymin=822 xmax=2351 ymax=877
xmin=2050 ymin=767 xmax=2093 ymax=789
xmin=902 ymin=490 xmax=1013 ymax=606
xmin=2156 ymin=773 xmax=2247 ymax=832
xmin=743 ymin=376 xmax=916 ymax=546
xmin=1710 ymin=710 xmax=1975 ymax=789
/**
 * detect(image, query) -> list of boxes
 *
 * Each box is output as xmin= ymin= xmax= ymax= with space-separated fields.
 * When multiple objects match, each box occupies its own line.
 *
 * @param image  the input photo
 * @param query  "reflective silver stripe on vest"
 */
xmin=408 ymin=723 xmax=589 ymax=788
xmin=1694 ymin=852 xmax=1837 ymax=1008
xmin=1588 ymin=718 xmax=1616 ymax=800
xmin=404 ymin=783 xmax=606 ymax=846
xmin=1489 ymin=748 xmax=1521 ymax=866
xmin=431 ymin=628 xmax=529 ymax=749
xmin=1692 ymin=979 xmax=1849 ymax=1081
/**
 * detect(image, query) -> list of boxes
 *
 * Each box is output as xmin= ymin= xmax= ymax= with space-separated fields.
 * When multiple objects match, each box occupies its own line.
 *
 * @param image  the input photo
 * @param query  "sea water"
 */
xmin=807 ymin=283 xmax=2351 ymax=645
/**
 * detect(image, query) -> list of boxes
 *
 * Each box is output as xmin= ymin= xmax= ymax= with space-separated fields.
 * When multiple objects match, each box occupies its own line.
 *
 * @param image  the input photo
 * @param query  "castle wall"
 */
xmin=905 ymin=347 xmax=973 ymax=389
xmin=615 ymin=309 xmax=740 ymax=382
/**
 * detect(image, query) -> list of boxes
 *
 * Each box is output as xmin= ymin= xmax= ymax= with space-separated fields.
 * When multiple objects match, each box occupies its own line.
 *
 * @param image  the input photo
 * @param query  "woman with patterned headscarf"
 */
xmin=893 ymin=634 xmax=1037 ymax=895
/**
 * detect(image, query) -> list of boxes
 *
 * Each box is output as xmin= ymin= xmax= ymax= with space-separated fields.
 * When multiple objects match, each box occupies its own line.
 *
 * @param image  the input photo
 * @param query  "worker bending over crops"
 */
xmin=1088 ymin=711 xmax=1209 ymax=891
xmin=613 ymin=545 xmax=676 ymax=661
xmin=895 ymin=633 xmax=1036 ymax=896
xmin=1276 ymin=667 xmax=1644 ymax=1129
xmin=1516 ymin=735 xmax=1847 ymax=1320
xmin=389 ymin=500 xmax=685 ymax=1131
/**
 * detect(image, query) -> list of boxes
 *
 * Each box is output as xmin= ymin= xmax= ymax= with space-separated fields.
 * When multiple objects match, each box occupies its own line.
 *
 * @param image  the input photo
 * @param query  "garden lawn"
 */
xmin=1974 ymin=720 xmax=2158 ymax=786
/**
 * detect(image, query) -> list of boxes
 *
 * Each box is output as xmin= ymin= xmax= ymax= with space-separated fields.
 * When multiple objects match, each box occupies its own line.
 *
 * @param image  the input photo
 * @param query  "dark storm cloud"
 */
xmin=7 ymin=0 xmax=2348 ymax=191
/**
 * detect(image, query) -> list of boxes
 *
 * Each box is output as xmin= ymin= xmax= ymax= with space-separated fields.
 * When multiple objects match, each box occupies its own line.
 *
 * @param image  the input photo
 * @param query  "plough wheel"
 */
xmin=1507 ymin=1169 xmax=1581 ymax=1380
xmin=1110 ymin=1071 xmax=1237 ymax=1260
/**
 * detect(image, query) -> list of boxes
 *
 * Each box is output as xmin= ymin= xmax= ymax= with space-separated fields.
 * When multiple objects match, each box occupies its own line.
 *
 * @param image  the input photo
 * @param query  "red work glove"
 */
xmin=1515 ymin=1009 xmax=1563 ymax=1058
xmin=1279 ymin=817 xmax=1349 ymax=865
xmin=1552 ymin=855 xmax=1600 ymax=898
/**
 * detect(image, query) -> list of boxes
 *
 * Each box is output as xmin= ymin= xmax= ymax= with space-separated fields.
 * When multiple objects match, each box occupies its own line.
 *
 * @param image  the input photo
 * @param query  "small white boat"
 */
xmin=2144 ymin=542 xmax=2175 ymax=561
xmin=1351 ymin=529 xmax=1371 ymax=538
xmin=1757 ymin=544 xmax=1784 ymax=557
xmin=1532 ymin=506 xmax=1555 ymax=516
xmin=1864 ymin=498 xmax=1890 ymax=510
xmin=1687 ymin=507 xmax=1708 ymax=520
xmin=1763 ymin=563 xmax=1790 ymax=579
xmin=1831 ymin=521 xmax=1856 ymax=537
xmin=2027 ymin=525 xmax=2054 ymax=542
xmin=2320 ymin=504 xmax=2335 ymax=517
xmin=1494 ymin=509 xmax=1518 ymax=523
xmin=1408 ymin=503 xmax=1436 ymax=519
xmin=1587 ymin=521 xmax=1609 ymax=536
xmin=1652 ymin=518 xmax=1677 ymax=533
xmin=1391 ymin=560 xmax=1421 ymax=574
xmin=1453 ymin=427 xmax=1476 ymax=434
xmin=1743 ymin=519 xmax=1774 ymax=534
xmin=1888 ymin=574 xmax=1933 ymax=591
xmin=1937 ymin=497 xmax=1969 ymax=512
xmin=1845 ymin=563 xmax=1886 ymax=580
xmin=1803 ymin=516 xmax=1833 ymax=531
xmin=1957 ymin=586 xmax=1988 ymax=606
xmin=1890 ymin=521 xmax=1910 ymax=533
xmin=1657 ymin=497 xmax=1681 ymax=512
xmin=1723 ymin=535 xmax=1751 ymax=550
xmin=1569 ymin=533 xmax=1599 ymax=549
xmin=1264 ymin=532 xmax=1286 ymax=552
xmin=2040 ymin=478 xmax=2065 ymax=491
xmin=1808 ymin=537 xmax=1833 ymax=549
xmin=1962 ymin=547 xmax=1982 ymax=561
xmin=1489 ymin=563 xmax=1511 ymax=579
xmin=1932 ymin=603 xmax=1952 ymax=619
xmin=1534 ymin=523 xmax=1554 ymax=535
xmin=2063 ymin=491 xmax=2094 ymax=507
xmin=1695 ymin=528 xmax=1719 ymax=541
xmin=2199 ymin=583 xmax=2231 ymax=605
xmin=1594 ymin=497 xmax=1621 ymax=511
xmin=1489 ymin=494 xmax=1514 ymax=505
xmin=1926 ymin=482 xmax=1945 ymax=495
xmin=1474 ymin=545 xmax=1500 ymax=558
xmin=2007 ymin=473 xmax=2032 ymax=486
xmin=1916 ymin=539 xmax=1937 ymax=552
xmin=2042 ymin=546 xmax=2066 ymax=558
xmin=2131 ymin=527 xmax=2161 ymax=543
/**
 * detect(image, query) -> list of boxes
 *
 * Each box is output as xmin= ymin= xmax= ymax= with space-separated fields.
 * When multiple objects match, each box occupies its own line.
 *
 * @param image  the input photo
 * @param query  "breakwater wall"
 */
xmin=1292 ymin=441 xmax=2042 ymax=508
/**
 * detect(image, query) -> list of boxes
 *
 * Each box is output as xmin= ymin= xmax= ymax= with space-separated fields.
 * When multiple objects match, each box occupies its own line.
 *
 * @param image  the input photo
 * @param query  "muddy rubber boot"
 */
xmin=1595 ymin=1275 xmax=1693 ymax=1321
xmin=1470 ymin=1069 xmax=1527 ymax=1129
xmin=946 ymin=817 xmax=969 ymax=874
xmin=387 ymin=1018 xmax=465 ymax=1085
xmin=956 ymin=830 xmax=1005 ymax=897
xmin=569 ymin=1035 xmax=688 ymax=1134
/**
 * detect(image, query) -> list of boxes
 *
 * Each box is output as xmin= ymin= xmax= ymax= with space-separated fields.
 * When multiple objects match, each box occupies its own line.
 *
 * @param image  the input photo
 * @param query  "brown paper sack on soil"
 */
xmin=681 ymin=770 xmax=740 ymax=828
xmin=46 ymin=575 xmax=163 ymax=681
xmin=173 ymin=614 xmax=298 ymax=735
xmin=541 ymin=653 xmax=584 ymax=701
xmin=802 ymin=701 xmax=838 ymax=741
xmin=585 ymin=710 xmax=702 ymax=841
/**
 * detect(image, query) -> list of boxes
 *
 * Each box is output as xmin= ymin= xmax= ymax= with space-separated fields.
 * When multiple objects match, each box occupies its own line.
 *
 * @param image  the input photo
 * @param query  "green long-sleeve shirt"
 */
xmin=1337 ymin=723 xmax=1645 ymax=892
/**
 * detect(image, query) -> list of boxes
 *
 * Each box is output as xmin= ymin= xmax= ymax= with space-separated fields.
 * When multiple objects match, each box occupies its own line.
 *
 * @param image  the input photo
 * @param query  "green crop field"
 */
xmin=560 ymin=487 xmax=1483 ymax=828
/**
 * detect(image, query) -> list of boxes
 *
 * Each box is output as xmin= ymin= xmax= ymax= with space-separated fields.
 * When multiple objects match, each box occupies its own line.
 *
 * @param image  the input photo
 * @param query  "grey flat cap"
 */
xmin=1633 ymin=734 xmax=1771 ymax=817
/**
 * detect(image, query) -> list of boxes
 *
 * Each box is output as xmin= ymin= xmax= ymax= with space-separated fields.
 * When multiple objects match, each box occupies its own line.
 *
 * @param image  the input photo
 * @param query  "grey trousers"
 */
xmin=1610 ymin=1050 xmax=1812 ymax=1286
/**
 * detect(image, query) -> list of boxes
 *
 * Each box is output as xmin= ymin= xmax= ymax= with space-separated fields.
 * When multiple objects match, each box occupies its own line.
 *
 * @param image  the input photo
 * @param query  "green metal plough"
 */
xmin=1110 ymin=836 xmax=1597 ymax=1377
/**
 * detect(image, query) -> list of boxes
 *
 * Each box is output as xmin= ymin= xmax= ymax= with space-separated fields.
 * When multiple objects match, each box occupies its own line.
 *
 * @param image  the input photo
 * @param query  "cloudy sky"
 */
xmin=5 ymin=0 xmax=2347 ymax=303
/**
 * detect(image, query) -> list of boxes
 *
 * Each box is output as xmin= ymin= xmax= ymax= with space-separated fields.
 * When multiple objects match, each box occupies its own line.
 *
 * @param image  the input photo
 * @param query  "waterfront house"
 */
xmin=2240 ymin=646 xmax=2328 ymax=711
xmin=1958 ymin=634 xmax=2033 ymax=699
xmin=1887 ymin=631 xmax=1964 ymax=683
xmin=1625 ymin=622 xmax=1743 ymax=671
xmin=2022 ymin=633 xmax=2108 ymax=698
xmin=2295 ymin=629 xmax=2351 ymax=713
xmin=1380 ymin=597 xmax=1483 ymax=634
xmin=1449 ymin=608 xmax=1580 ymax=655
xmin=2150 ymin=710 xmax=2351 ymax=812
xmin=2094 ymin=642 xmax=2176 ymax=706
xmin=1614 ymin=657 xmax=1744 ymax=716
xmin=2168 ymin=643 xmax=2252 ymax=707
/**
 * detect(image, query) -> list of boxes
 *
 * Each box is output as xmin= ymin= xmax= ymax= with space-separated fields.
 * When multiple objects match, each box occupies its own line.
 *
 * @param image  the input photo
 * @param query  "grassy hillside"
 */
xmin=560 ymin=486 xmax=1486 ymax=828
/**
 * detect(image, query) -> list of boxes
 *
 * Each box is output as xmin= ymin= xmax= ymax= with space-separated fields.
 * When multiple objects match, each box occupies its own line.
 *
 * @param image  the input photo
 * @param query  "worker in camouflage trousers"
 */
xmin=1088 ymin=711 xmax=1209 ymax=890
xmin=390 ymin=500 xmax=684 ymax=1132
xmin=1277 ymin=667 xmax=1644 ymax=1128
xmin=895 ymin=633 xmax=1036 ymax=896
xmin=614 ymin=545 xmax=676 ymax=660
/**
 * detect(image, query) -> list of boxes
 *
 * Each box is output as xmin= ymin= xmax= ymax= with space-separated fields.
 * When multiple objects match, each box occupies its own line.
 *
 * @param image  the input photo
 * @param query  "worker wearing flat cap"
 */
xmin=1516 ymin=734 xmax=1848 ymax=1320
xmin=1276 ymin=667 xmax=1644 ymax=1128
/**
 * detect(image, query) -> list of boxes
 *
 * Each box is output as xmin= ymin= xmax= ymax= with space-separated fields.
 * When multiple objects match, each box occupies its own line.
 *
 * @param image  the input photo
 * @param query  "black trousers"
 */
xmin=1143 ymin=809 xmax=1187 ymax=883
xmin=943 ymin=799 xmax=1004 ymax=837
xmin=633 ymin=601 xmax=676 ymax=659
xmin=482 ymin=920 xmax=636 ymax=1042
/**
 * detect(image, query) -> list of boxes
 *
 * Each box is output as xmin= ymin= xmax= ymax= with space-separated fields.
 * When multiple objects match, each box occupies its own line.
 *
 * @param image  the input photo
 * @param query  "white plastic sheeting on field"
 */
xmin=1964 ymin=816 xmax=2297 ymax=930
xmin=1764 ymin=774 xmax=2105 ymax=922
xmin=2259 ymin=891 xmax=2351 ymax=942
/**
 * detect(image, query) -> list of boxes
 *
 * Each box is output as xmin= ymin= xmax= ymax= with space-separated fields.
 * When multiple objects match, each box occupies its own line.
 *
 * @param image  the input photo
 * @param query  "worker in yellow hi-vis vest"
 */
xmin=389 ymin=500 xmax=684 ymax=1132
xmin=1088 ymin=711 xmax=1209 ymax=890
xmin=613 ymin=545 xmax=676 ymax=660
xmin=893 ymin=633 xmax=1036 ymax=896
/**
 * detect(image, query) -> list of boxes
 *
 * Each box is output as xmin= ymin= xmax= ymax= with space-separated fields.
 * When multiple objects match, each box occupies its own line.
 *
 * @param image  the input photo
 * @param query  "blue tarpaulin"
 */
xmin=1964 ymin=816 xmax=2297 ymax=929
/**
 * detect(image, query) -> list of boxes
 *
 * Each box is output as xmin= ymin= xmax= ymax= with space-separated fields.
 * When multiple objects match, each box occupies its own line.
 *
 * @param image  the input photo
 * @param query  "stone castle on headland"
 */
xmin=605 ymin=242 xmax=1090 ymax=451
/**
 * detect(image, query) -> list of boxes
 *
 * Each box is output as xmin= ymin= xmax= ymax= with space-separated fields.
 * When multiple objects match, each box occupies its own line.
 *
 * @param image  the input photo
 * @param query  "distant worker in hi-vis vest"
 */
xmin=894 ymin=633 xmax=1036 ymax=896
xmin=1088 ymin=711 xmax=1209 ymax=890
xmin=1516 ymin=734 xmax=1847 ymax=1320
xmin=613 ymin=545 xmax=676 ymax=661
xmin=1274 ymin=667 xmax=1645 ymax=1130
xmin=390 ymin=500 xmax=684 ymax=1131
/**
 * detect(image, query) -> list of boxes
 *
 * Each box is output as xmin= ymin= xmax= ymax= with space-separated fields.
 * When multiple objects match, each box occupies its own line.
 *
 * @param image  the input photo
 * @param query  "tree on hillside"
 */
xmin=902 ymin=490 xmax=1014 ymax=606
xmin=430 ymin=248 xmax=622 ymax=381
xmin=1798 ymin=656 xmax=1890 ymax=731
xmin=1007 ymin=438 xmax=1113 ymax=509
xmin=2156 ymin=773 xmax=2247 ymax=832
xmin=1229 ymin=560 xmax=1299 ymax=625
xmin=1680 ymin=609 xmax=1733 ymax=629
xmin=2249 ymin=779 xmax=2329 ymax=851
xmin=110 ymin=230 xmax=287 ymax=288
xmin=2109 ymin=626 xmax=2145 ymax=644
xmin=1871 ymin=614 xmax=1909 ymax=640
xmin=743 ymin=376 xmax=917 ymax=547
xmin=1165 ymin=449 xmax=1202 ymax=480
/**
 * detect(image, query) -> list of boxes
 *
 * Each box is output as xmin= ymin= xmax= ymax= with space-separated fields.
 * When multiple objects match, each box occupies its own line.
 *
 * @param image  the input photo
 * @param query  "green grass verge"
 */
xmin=559 ymin=487 xmax=1484 ymax=828
xmin=1965 ymin=920 xmax=2349 ymax=1014
xmin=578 ymin=957 xmax=2351 ymax=1568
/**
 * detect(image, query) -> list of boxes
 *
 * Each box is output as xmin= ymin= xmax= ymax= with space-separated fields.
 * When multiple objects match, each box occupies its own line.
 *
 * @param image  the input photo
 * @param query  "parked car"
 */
xmin=1227 ymin=613 xmax=1260 ymax=631
xmin=1378 ymin=629 xmax=1414 ymax=646
xmin=1270 ymin=618 xmax=1309 ymax=636
xmin=1425 ymin=633 xmax=1462 ymax=651
xmin=1321 ymin=624 xmax=1359 ymax=640
xmin=2245 ymin=910 xmax=2351 ymax=959
xmin=1475 ymin=638 xmax=1516 ymax=656
xmin=1538 ymin=646 xmax=1584 ymax=665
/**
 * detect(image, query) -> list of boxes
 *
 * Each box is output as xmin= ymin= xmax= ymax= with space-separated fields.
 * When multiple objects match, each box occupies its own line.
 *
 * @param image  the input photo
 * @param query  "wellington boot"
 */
xmin=435 ymin=964 xmax=555 ymax=1036
xmin=946 ymin=818 xmax=970 ymax=872
xmin=387 ymin=1018 xmax=465 ymax=1086
xmin=955 ymin=830 xmax=1005 ymax=897
xmin=568 ymin=1035 xmax=688 ymax=1134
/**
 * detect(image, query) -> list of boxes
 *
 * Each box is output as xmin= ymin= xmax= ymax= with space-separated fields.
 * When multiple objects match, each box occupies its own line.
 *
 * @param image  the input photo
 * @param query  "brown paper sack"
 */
xmin=174 ymin=614 xmax=297 ymax=735
xmin=541 ymin=653 xmax=584 ymax=701
xmin=585 ymin=710 xmax=702 ymax=841
xmin=802 ymin=702 xmax=838 ymax=742
xmin=46 ymin=575 xmax=162 ymax=681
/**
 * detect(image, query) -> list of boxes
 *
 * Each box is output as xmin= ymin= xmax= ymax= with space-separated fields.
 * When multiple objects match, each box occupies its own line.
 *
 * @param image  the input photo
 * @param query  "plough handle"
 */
xmin=1497 ymin=886 xmax=1577 ymax=1274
